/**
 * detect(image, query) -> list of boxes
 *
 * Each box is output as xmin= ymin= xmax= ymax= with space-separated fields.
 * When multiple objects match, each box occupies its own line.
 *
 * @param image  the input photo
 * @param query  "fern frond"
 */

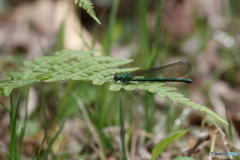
xmin=74 ymin=0 xmax=101 ymax=24
xmin=109 ymin=83 xmax=228 ymax=126
xmin=0 ymin=49 xmax=228 ymax=126
xmin=0 ymin=50 xmax=136 ymax=96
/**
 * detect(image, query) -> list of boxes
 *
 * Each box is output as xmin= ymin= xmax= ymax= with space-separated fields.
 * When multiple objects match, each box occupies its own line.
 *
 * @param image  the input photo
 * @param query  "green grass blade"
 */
xmin=104 ymin=0 xmax=120 ymax=56
xmin=148 ymin=0 xmax=164 ymax=68
xmin=39 ymin=120 xmax=66 ymax=159
xmin=0 ymin=144 xmax=8 ymax=155
xmin=0 ymin=101 xmax=10 ymax=113
xmin=138 ymin=0 xmax=150 ymax=68
xmin=73 ymin=93 xmax=106 ymax=160
xmin=151 ymin=129 xmax=189 ymax=160
xmin=9 ymin=91 xmax=22 ymax=160
xmin=119 ymin=92 xmax=127 ymax=160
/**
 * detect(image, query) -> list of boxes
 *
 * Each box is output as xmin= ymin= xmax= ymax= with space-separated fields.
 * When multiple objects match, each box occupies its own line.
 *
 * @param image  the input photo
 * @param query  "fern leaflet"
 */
xmin=74 ymin=0 xmax=101 ymax=24
xmin=108 ymin=82 xmax=228 ymax=126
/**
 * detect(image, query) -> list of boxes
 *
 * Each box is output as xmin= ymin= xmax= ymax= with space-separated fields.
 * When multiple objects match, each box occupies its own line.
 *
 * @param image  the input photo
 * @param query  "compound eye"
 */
xmin=114 ymin=74 xmax=119 ymax=81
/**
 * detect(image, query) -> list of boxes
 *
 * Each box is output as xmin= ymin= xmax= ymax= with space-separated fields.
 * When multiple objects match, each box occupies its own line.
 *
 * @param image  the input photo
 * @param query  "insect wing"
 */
xmin=130 ymin=61 xmax=192 ymax=78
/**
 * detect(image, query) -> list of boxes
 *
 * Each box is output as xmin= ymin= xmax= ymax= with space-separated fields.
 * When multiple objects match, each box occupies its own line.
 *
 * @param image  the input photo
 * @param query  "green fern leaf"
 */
xmin=74 ymin=0 xmax=101 ymax=24
xmin=109 ymin=83 xmax=122 ymax=91
xmin=4 ymin=86 xmax=13 ymax=96
xmin=0 ymin=49 xmax=228 ymax=126
xmin=7 ymin=72 xmax=23 ymax=79
xmin=0 ymin=50 xmax=136 ymax=96
xmin=108 ymin=82 xmax=228 ymax=126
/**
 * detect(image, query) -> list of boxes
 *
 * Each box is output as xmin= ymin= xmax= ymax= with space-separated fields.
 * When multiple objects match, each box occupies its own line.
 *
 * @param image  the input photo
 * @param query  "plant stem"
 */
xmin=119 ymin=92 xmax=127 ymax=160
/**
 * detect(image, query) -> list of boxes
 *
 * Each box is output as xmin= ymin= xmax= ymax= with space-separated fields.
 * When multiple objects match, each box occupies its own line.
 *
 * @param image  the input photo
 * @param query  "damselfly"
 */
xmin=113 ymin=61 xmax=193 ymax=84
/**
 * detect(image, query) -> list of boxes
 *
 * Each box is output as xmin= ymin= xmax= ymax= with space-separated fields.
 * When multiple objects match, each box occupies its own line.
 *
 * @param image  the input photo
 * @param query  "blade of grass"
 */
xmin=148 ymin=0 xmax=165 ymax=68
xmin=151 ymin=129 xmax=189 ymax=160
xmin=73 ymin=92 xmax=106 ymax=160
xmin=18 ymin=88 xmax=29 ymax=159
xmin=55 ymin=20 xmax=65 ymax=50
xmin=35 ymin=87 xmax=51 ymax=160
xmin=138 ymin=0 xmax=150 ymax=68
xmin=0 ymin=144 xmax=8 ymax=155
xmin=0 ymin=101 xmax=10 ymax=113
xmin=104 ymin=0 xmax=120 ymax=56
xmin=9 ymin=91 xmax=22 ymax=160
xmin=143 ymin=93 xmax=155 ymax=133
xmin=35 ymin=123 xmax=49 ymax=160
xmin=39 ymin=120 xmax=66 ymax=159
xmin=119 ymin=92 xmax=127 ymax=160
